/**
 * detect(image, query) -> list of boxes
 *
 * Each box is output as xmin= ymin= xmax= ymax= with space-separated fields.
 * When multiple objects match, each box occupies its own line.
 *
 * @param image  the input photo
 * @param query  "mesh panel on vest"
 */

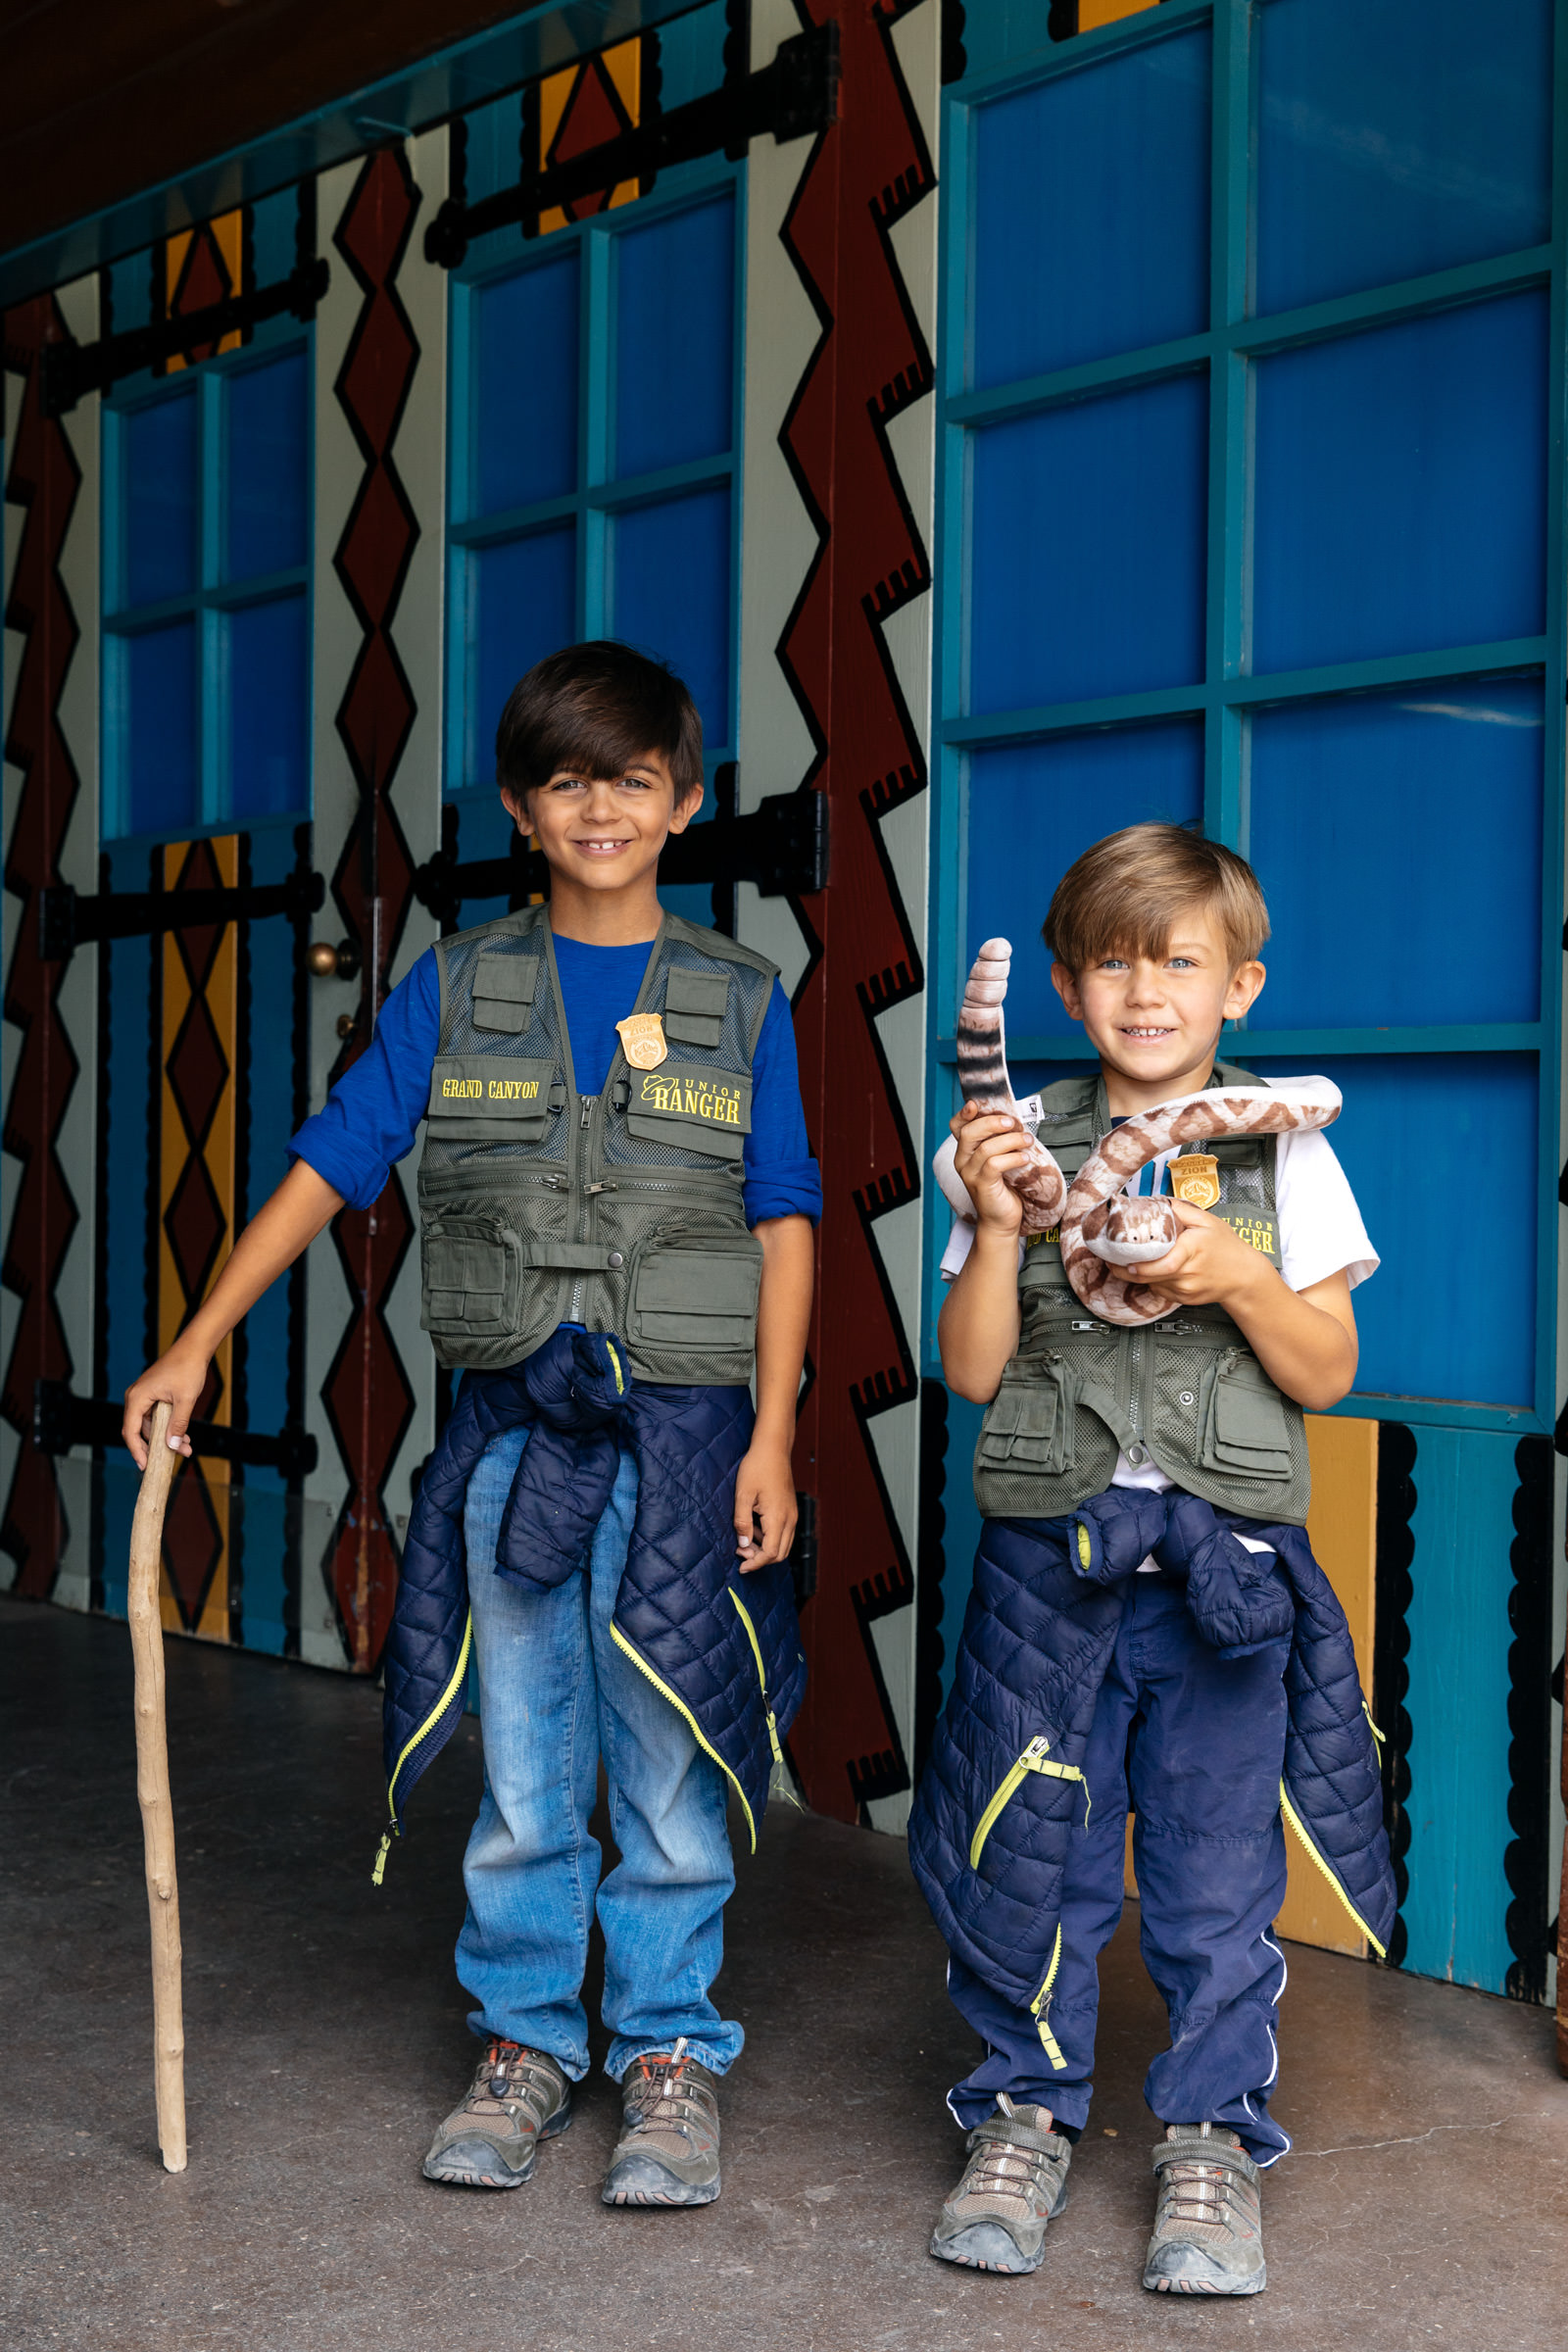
xmin=974 ymin=1064 xmax=1311 ymax=1525
xmin=417 ymin=906 xmax=778 ymax=1382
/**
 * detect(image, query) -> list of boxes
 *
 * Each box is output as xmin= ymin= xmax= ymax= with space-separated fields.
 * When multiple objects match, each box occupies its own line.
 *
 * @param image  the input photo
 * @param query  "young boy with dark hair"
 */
xmin=909 ymin=823 xmax=1394 ymax=2294
xmin=124 ymin=640 xmax=819 ymax=2209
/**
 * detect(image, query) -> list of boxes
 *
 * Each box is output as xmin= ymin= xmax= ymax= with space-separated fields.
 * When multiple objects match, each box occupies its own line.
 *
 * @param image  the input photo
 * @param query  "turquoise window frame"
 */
xmin=926 ymin=0 xmax=1568 ymax=1436
xmin=101 ymin=334 xmax=315 ymax=844
xmin=444 ymin=154 xmax=746 ymax=814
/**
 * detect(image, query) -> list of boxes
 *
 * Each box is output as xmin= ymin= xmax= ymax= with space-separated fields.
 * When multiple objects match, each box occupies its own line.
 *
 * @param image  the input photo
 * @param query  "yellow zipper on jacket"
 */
xmin=729 ymin=1586 xmax=786 ymax=1771
xmin=1029 ymin=1925 xmax=1067 ymax=2071
xmin=372 ymin=1610 xmax=474 ymax=1886
xmin=611 ymin=1621 xmax=758 ymax=1852
xmin=969 ymin=1736 xmax=1090 ymax=1869
xmin=1279 ymin=1782 xmax=1387 ymax=1959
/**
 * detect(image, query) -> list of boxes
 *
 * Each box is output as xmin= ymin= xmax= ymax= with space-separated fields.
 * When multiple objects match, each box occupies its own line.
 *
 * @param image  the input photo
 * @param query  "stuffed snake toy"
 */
xmin=939 ymin=937 xmax=1342 ymax=1329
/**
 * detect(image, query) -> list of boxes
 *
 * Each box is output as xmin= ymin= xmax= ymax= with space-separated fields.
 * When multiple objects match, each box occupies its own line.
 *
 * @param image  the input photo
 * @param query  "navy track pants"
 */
xmin=946 ymin=1568 xmax=1294 ymax=2166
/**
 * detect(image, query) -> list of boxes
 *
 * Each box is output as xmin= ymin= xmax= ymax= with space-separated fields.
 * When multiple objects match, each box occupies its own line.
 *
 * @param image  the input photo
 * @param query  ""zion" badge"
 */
xmin=1169 ymin=1153 xmax=1220 ymax=1209
xmin=616 ymin=1012 xmax=668 ymax=1070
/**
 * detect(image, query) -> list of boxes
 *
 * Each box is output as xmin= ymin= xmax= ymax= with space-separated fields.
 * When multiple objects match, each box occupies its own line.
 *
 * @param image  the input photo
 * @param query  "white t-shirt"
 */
xmin=940 ymin=1088 xmax=1378 ymax=1527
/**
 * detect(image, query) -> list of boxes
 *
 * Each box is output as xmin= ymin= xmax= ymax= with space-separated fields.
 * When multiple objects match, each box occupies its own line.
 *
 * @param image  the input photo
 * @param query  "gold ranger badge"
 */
xmin=1169 ymin=1153 xmax=1221 ymax=1209
xmin=615 ymin=1013 xmax=668 ymax=1070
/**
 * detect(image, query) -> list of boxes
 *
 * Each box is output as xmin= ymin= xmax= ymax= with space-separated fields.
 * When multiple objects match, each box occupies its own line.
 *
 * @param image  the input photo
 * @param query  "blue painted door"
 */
xmin=96 ymin=207 xmax=316 ymax=1652
xmin=444 ymin=26 xmax=742 ymax=923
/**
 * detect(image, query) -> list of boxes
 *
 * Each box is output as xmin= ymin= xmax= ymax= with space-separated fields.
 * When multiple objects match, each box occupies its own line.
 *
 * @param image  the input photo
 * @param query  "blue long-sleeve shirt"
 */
xmin=290 ymin=935 xmax=822 ymax=1228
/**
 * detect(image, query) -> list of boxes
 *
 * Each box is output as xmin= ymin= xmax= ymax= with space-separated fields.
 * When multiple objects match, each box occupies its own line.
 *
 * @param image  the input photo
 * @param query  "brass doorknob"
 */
xmin=306 ymin=939 xmax=362 ymax=981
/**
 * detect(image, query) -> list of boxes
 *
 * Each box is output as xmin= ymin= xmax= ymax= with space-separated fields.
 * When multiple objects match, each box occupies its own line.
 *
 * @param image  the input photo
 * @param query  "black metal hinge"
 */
xmin=412 ymin=783 xmax=829 ymax=929
xmin=791 ymin=1492 xmax=818 ymax=1609
xmin=426 ymin=23 xmax=839 ymax=270
xmin=39 ymin=256 xmax=330 ymax=421
xmin=34 ymin=1380 xmax=318 ymax=1483
xmin=39 ymin=864 xmax=324 ymax=963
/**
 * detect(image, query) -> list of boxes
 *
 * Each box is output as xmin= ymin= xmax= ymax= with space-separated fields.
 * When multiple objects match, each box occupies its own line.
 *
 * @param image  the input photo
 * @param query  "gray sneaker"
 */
xmin=602 ymin=2038 xmax=721 ymax=2207
xmin=929 ymin=2097 xmax=1073 ymax=2275
xmin=421 ymin=2040 xmax=572 ymax=2188
xmin=1144 ymin=2123 xmax=1266 ymax=2295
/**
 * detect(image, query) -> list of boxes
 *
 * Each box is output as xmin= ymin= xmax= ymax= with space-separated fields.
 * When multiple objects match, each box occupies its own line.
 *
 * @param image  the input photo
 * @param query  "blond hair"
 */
xmin=1043 ymin=823 xmax=1269 ymax=973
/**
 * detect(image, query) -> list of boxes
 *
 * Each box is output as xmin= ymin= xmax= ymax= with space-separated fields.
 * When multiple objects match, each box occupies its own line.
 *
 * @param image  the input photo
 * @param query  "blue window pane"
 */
xmin=123 ymin=620 xmax=197 ymax=837
xmin=969 ymin=373 xmax=1207 ymax=712
xmin=615 ymin=197 xmax=734 ymax=480
xmin=1250 ymin=680 xmax=1542 ymax=1030
xmin=1257 ymin=0 xmax=1552 ymax=317
xmin=124 ymin=392 xmax=197 ymax=607
xmin=973 ymin=28 xmax=1210 ymax=388
xmin=469 ymin=527 xmax=577 ymax=785
xmin=963 ymin=722 xmax=1202 ymax=1040
xmin=1252 ymin=293 xmax=1547 ymax=675
xmin=229 ymin=596 xmax=309 ymax=819
xmin=473 ymin=254 xmax=579 ymax=516
xmin=225 ymin=351 xmax=308 ymax=582
xmin=1249 ymin=1054 xmax=1537 ymax=1408
xmin=612 ymin=487 xmax=730 ymax=748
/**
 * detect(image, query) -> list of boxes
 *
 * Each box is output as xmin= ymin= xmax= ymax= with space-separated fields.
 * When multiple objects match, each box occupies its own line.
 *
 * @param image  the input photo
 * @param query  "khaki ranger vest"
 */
xmin=974 ymin=1061 xmax=1311 ymax=1527
xmin=417 ymin=906 xmax=778 ymax=1384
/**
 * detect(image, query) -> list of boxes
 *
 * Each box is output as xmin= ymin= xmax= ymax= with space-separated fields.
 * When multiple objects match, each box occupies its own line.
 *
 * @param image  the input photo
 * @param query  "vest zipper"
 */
xmin=969 ymin=1735 xmax=1090 ymax=1869
xmin=1029 ymin=1925 xmax=1067 ymax=2071
xmin=568 ymin=1096 xmax=598 ymax=1321
xmin=608 ymin=1621 xmax=758 ymax=1852
xmin=1278 ymin=1781 xmax=1388 ymax=1958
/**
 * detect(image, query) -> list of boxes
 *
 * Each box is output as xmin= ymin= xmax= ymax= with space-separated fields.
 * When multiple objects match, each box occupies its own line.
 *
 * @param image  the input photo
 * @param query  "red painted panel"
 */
xmin=1 ymin=297 xmax=84 ymax=1596
xmin=776 ymin=2 xmax=937 ymax=1819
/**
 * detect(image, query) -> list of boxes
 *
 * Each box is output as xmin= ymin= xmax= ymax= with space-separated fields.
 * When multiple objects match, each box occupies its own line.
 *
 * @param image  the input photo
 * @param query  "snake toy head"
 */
xmin=1080 ymin=1194 xmax=1180 ymax=1266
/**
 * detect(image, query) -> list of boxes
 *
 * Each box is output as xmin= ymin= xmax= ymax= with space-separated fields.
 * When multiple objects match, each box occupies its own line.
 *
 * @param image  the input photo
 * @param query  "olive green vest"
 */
xmin=417 ymin=906 xmax=778 ymax=1383
xmin=974 ymin=1062 xmax=1311 ymax=1526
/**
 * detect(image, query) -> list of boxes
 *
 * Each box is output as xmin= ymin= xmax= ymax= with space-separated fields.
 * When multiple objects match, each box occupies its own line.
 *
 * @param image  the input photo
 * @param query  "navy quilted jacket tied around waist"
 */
xmin=908 ymin=1485 xmax=1396 ymax=2032
xmin=375 ymin=1329 xmax=807 ymax=1876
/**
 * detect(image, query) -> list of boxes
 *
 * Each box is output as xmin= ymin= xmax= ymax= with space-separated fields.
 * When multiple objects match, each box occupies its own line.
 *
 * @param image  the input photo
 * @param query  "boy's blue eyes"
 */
xmin=1097 ymin=956 xmax=1197 ymax=972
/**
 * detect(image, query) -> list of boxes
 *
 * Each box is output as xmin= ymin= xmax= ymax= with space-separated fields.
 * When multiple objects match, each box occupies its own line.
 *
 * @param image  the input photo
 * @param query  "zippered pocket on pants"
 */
xmin=969 ymin=1735 xmax=1090 ymax=1869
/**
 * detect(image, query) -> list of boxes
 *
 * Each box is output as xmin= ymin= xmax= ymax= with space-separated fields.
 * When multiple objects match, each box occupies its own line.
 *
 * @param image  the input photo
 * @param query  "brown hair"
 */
xmin=495 ymin=640 xmax=704 ymax=804
xmin=1043 ymin=823 xmax=1270 ymax=972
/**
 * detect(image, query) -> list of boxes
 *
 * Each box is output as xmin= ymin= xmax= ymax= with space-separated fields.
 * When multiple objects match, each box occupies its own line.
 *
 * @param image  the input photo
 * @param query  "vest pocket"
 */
xmin=419 ymin=1217 xmax=523 ymax=1340
xmin=1198 ymin=1349 xmax=1293 ymax=1480
xmin=622 ymin=1064 xmax=752 ymax=1164
xmin=629 ymin=1230 xmax=763 ymax=1350
xmin=425 ymin=1055 xmax=555 ymax=1144
xmin=977 ymin=1361 xmax=1076 ymax=1478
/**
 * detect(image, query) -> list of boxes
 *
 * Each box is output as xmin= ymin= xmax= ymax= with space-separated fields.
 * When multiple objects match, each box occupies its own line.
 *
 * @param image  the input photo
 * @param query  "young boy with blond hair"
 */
xmin=909 ymin=823 xmax=1394 ymax=2294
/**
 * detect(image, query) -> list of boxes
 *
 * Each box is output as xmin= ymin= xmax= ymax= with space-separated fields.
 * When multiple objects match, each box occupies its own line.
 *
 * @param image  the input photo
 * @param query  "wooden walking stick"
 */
xmin=126 ymin=1398 xmax=187 ymax=2173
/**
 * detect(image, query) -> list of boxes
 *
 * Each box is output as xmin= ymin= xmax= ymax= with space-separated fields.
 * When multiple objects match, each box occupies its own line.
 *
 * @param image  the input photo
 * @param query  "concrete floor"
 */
xmin=2 ymin=1594 xmax=1564 ymax=2352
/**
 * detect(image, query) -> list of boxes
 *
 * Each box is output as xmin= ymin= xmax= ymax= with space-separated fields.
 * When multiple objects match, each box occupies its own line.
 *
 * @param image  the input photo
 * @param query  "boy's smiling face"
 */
xmin=502 ymin=751 xmax=702 ymax=909
xmin=1052 ymin=898 xmax=1265 ymax=1113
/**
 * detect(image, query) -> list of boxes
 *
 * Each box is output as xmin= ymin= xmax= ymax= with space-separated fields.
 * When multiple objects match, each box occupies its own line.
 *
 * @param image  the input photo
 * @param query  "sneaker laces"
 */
xmin=625 ymin=2038 xmax=710 ymax=2134
xmin=962 ymin=2096 xmax=1062 ymax=2210
xmin=475 ymin=2040 xmax=557 ymax=2119
xmin=1156 ymin=2128 xmax=1258 ymax=2243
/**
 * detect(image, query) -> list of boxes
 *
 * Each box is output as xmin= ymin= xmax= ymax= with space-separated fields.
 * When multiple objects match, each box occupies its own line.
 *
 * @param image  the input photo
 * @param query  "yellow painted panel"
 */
xmin=539 ymin=67 xmax=576 ymax=163
xmin=1275 ymin=1414 xmax=1378 ymax=1953
xmin=1079 ymin=0 xmax=1163 ymax=29
xmin=1124 ymin=1417 xmax=1380 ymax=1959
xmin=601 ymin=36 xmax=641 ymax=121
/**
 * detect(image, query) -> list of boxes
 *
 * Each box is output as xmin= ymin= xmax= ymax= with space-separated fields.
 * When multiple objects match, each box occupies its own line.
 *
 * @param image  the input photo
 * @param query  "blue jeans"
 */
xmin=947 ymin=1571 xmax=1293 ymax=2165
xmin=455 ymin=1426 xmax=743 ymax=2082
